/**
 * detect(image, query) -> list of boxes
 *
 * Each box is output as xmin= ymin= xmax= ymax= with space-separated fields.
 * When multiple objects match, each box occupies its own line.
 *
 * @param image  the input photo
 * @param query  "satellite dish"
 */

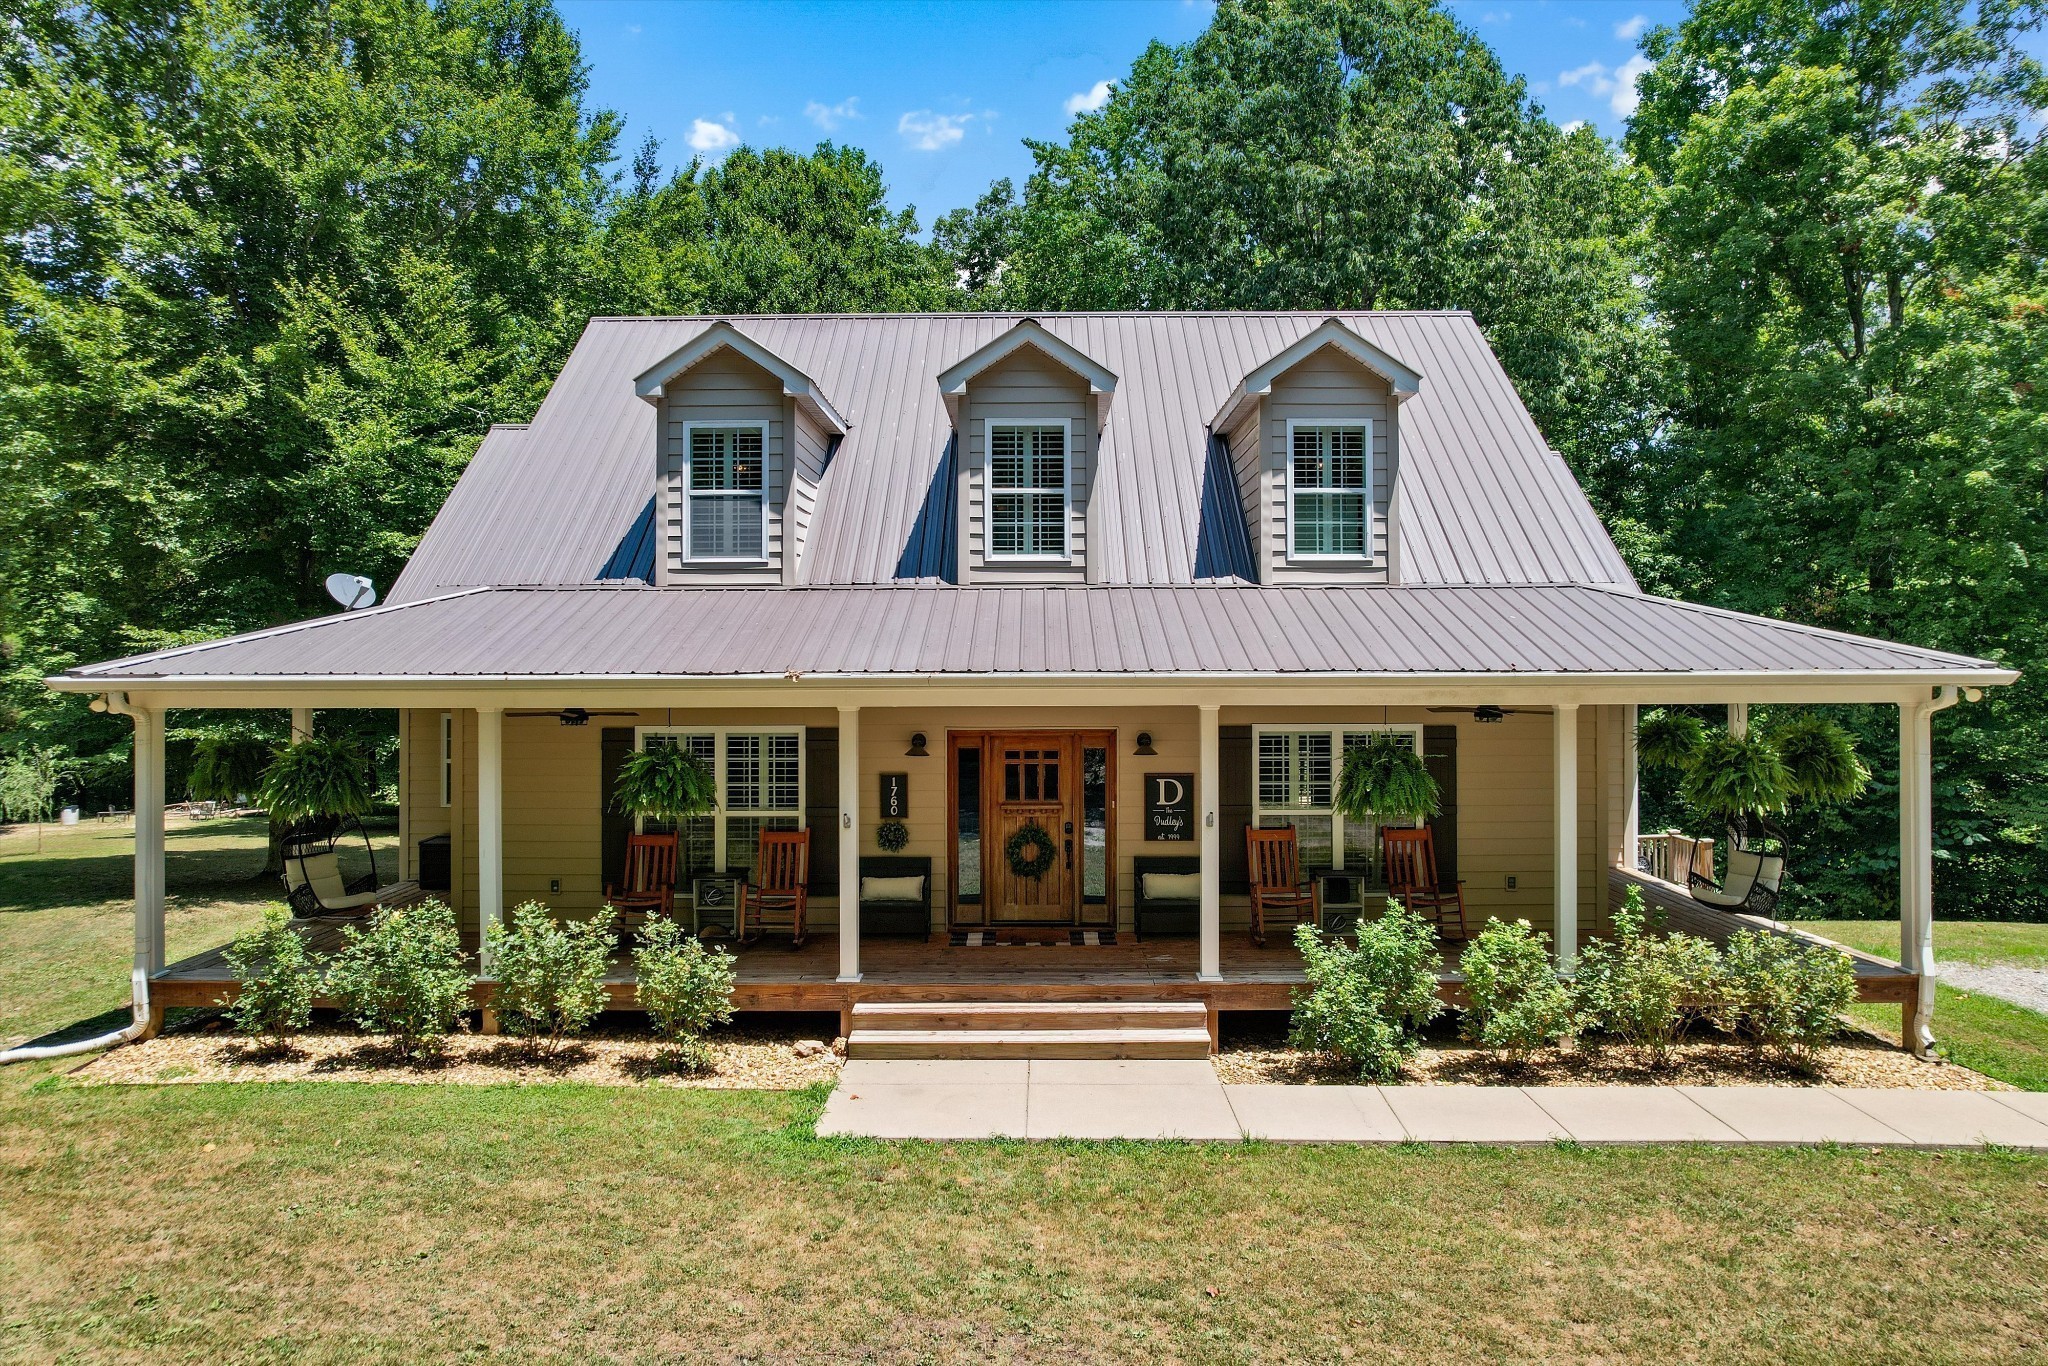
xmin=325 ymin=573 xmax=377 ymax=611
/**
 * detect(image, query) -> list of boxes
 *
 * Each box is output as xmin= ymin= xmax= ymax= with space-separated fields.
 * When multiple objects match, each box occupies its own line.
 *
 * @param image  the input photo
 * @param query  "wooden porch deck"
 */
xmin=153 ymin=867 xmax=1917 ymax=1024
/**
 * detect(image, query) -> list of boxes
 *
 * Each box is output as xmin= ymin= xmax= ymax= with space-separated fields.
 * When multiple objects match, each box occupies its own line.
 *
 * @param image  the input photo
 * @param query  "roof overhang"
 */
xmin=633 ymin=320 xmax=848 ymax=434
xmin=1210 ymin=318 xmax=1423 ymax=432
xmin=937 ymin=320 xmax=1118 ymax=424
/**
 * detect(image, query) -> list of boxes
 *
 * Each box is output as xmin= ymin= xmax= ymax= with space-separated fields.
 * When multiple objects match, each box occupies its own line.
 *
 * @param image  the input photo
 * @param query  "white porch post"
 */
xmin=838 ymin=705 xmax=861 ymax=982
xmin=1554 ymin=703 xmax=1579 ymax=972
xmin=133 ymin=702 xmax=167 ymax=1032
xmin=1198 ymin=703 xmax=1221 ymax=982
xmin=476 ymin=706 xmax=504 ymax=975
xmin=1727 ymin=702 xmax=1748 ymax=739
xmin=290 ymin=707 xmax=313 ymax=741
xmin=1899 ymin=694 xmax=1939 ymax=1056
xmin=1621 ymin=703 xmax=1640 ymax=869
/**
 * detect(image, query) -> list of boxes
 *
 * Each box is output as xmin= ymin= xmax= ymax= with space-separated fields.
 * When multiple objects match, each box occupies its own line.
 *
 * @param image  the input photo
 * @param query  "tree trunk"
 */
xmin=261 ymin=814 xmax=288 ymax=877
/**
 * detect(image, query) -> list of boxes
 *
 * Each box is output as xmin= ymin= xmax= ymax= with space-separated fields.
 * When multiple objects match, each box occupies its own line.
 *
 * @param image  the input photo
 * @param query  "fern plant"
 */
xmin=611 ymin=745 xmax=718 ymax=825
xmin=188 ymin=730 xmax=270 ymax=804
xmin=258 ymin=736 xmax=375 ymax=824
xmin=1334 ymin=734 xmax=1440 ymax=826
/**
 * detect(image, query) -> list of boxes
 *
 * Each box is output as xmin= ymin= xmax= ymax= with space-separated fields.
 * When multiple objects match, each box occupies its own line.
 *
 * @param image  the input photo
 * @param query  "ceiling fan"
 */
xmin=506 ymin=707 xmax=640 ymax=727
xmin=1426 ymin=705 xmax=1542 ymax=724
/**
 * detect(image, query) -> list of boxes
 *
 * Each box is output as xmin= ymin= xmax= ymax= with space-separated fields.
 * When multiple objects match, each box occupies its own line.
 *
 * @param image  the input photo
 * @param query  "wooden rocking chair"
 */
xmin=606 ymin=832 xmax=678 ymax=943
xmin=739 ymin=828 xmax=811 ymax=948
xmin=1382 ymin=826 xmax=1467 ymax=942
xmin=1246 ymin=826 xmax=1320 ymax=947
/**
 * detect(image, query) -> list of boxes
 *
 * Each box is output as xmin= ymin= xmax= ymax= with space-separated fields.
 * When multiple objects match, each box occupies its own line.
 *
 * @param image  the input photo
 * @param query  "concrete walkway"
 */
xmin=817 ymin=1059 xmax=2048 ymax=1147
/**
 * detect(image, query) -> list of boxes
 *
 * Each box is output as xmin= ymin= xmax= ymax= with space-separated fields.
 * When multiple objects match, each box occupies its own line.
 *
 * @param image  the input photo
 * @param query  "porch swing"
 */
xmin=280 ymin=816 xmax=391 ymax=919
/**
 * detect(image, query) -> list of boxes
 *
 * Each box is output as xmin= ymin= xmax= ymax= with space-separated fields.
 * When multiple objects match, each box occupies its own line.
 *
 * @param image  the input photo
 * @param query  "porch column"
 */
xmin=476 ymin=705 xmax=504 ymax=975
xmin=1621 ymin=704 xmax=1640 ymax=868
xmin=1727 ymin=702 xmax=1748 ymax=739
xmin=290 ymin=707 xmax=313 ymax=741
xmin=1554 ymin=704 xmax=1579 ymax=972
xmin=133 ymin=701 xmax=167 ymax=1033
xmin=1899 ymin=694 xmax=1938 ymax=1056
xmin=838 ymin=705 xmax=861 ymax=982
xmin=1198 ymin=703 xmax=1221 ymax=981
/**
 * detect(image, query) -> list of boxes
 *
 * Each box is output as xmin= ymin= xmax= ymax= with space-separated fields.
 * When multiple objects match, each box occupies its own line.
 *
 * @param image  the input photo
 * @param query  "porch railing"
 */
xmin=1635 ymin=829 xmax=1715 ymax=885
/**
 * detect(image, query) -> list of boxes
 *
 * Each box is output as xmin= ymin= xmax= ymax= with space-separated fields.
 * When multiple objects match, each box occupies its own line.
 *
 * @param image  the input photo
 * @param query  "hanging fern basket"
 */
xmin=1004 ymin=821 xmax=1058 ymax=880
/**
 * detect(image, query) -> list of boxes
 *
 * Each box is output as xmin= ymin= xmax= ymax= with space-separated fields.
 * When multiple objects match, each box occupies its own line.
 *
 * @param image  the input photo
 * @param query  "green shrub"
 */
xmin=218 ymin=905 xmax=320 ymax=1051
xmin=1457 ymin=918 xmax=1574 ymax=1062
xmin=487 ymin=901 xmax=614 ymax=1055
xmin=1572 ymin=888 xmax=1720 ymax=1066
xmin=633 ymin=917 xmax=736 ymax=1070
xmin=325 ymin=899 xmax=473 ymax=1060
xmin=1288 ymin=903 xmax=1443 ymax=1081
xmin=1714 ymin=930 xmax=1857 ymax=1071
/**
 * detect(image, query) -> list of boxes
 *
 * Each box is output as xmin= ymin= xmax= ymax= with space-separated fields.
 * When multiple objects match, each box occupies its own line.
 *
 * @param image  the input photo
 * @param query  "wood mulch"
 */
xmin=1214 ymin=1020 xmax=2008 ymax=1090
xmin=75 ymin=1015 xmax=844 ymax=1090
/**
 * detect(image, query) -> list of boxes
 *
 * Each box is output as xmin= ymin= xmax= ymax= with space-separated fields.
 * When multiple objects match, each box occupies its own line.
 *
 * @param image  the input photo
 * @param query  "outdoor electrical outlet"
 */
xmin=550 ymin=878 xmax=561 ymax=893
xmin=1505 ymin=874 xmax=1518 ymax=890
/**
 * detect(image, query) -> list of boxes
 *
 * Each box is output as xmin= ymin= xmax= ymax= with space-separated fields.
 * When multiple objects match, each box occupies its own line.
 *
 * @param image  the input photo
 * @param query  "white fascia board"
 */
xmin=633 ymin=321 xmax=848 ymax=434
xmin=1211 ymin=318 xmax=1423 ymax=430
xmin=936 ymin=320 xmax=1118 ymax=415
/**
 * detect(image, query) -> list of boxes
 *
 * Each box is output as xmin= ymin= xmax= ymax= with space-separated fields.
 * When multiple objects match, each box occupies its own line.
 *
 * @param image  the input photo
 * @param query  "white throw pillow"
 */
xmin=860 ymin=874 xmax=926 ymax=902
xmin=1141 ymin=872 xmax=1202 ymax=901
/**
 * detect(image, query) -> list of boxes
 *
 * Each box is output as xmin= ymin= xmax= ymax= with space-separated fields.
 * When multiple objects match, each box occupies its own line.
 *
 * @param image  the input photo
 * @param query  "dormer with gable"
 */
xmin=1210 ymin=318 xmax=1421 ymax=585
xmin=633 ymin=322 xmax=846 ymax=586
xmin=938 ymin=320 xmax=1117 ymax=585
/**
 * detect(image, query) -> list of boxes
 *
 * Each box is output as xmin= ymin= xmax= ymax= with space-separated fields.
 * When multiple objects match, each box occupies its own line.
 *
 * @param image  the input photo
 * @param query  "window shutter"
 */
xmin=1423 ymin=724 xmax=1458 ymax=889
xmin=806 ymin=728 xmax=839 ymax=895
xmin=1219 ymin=725 xmax=1254 ymax=894
xmin=600 ymin=728 xmax=635 ymax=890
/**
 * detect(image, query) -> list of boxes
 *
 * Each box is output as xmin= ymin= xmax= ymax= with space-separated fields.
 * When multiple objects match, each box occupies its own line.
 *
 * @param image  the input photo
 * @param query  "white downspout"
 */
xmin=0 ymin=691 xmax=163 ymax=1064
xmin=1901 ymin=684 xmax=1963 ymax=1058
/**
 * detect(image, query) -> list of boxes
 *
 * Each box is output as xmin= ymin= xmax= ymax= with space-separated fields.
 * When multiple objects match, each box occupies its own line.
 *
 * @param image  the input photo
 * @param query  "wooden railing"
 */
xmin=1635 ymin=830 xmax=1715 ymax=885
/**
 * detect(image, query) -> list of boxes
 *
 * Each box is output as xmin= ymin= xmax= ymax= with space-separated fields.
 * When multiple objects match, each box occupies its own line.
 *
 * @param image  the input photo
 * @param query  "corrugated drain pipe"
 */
xmin=0 ymin=692 xmax=158 ymax=1064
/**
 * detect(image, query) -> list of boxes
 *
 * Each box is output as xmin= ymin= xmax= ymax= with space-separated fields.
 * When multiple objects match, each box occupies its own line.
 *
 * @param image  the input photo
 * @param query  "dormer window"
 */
xmin=685 ymin=423 xmax=766 ymax=562
xmin=1288 ymin=421 xmax=1371 ymax=560
xmin=987 ymin=421 xmax=1070 ymax=559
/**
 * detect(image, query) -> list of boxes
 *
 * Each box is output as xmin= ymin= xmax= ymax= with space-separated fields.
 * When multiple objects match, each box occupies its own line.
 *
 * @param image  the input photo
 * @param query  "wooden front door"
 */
xmin=987 ymin=734 xmax=1079 ymax=923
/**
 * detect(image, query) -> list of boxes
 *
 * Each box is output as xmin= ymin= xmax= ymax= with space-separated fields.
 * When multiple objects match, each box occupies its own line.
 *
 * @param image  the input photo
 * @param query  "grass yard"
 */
xmin=3 ymin=823 xmax=2048 ymax=1362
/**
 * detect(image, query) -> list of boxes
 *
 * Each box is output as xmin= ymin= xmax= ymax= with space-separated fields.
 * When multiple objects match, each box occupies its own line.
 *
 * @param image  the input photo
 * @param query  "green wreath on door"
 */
xmin=1004 ymin=820 xmax=1059 ymax=880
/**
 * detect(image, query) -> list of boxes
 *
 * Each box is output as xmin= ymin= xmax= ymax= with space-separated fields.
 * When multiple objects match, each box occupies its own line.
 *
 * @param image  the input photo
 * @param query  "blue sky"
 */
xmin=555 ymin=1 xmax=1695 ymax=223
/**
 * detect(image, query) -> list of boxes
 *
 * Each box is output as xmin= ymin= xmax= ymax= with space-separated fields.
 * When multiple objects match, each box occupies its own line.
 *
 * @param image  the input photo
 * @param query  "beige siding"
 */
xmin=1257 ymin=346 xmax=1395 ymax=584
xmin=786 ymin=402 xmax=833 ymax=584
xmin=957 ymin=348 xmax=1091 ymax=584
xmin=658 ymin=351 xmax=786 ymax=585
xmin=1223 ymin=400 xmax=1264 ymax=578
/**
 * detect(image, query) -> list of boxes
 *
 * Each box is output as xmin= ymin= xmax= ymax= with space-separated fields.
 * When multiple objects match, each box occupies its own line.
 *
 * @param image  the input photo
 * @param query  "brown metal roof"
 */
xmin=388 ymin=312 xmax=1635 ymax=600
xmin=63 ymin=584 xmax=2003 ymax=683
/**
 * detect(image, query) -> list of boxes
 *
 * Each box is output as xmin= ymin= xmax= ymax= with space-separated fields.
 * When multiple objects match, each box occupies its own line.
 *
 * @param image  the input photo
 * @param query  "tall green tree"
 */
xmin=1628 ymin=0 xmax=2048 ymax=915
xmin=933 ymin=0 xmax=1667 ymax=522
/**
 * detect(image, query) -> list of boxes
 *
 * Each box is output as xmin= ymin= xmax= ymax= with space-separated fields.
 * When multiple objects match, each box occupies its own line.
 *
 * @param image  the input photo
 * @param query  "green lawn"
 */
xmin=3 ymin=825 xmax=2047 ymax=1362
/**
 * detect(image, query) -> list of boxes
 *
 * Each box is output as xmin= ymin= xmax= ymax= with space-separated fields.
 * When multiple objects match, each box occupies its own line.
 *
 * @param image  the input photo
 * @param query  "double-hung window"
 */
xmin=636 ymin=728 xmax=804 ymax=885
xmin=1253 ymin=725 xmax=1421 ymax=881
xmin=1288 ymin=422 xmax=1371 ymax=560
xmin=987 ymin=421 xmax=1069 ymax=559
xmin=685 ymin=424 xmax=766 ymax=561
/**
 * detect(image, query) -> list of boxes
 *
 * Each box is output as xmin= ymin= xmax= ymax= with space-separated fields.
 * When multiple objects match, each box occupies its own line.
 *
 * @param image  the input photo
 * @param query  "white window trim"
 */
xmin=1284 ymin=417 xmax=1375 ymax=564
xmin=439 ymin=712 xmax=452 ymax=808
xmin=983 ymin=416 xmax=1073 ymax=563
xmin=680 ymin=420 xmax=772 ymax=565
xmin=1251 ymin=723 xmax=1422 ymax=875
xmin=634 ymin=726 xmax=806 ymax=875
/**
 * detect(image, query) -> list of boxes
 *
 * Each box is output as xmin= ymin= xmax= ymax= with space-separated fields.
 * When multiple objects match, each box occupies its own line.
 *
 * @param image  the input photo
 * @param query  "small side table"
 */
xmin=692 ymin=875 xmax=744 ymax=937
xmin=1310 ymin=866 xmax=1372 ymax=936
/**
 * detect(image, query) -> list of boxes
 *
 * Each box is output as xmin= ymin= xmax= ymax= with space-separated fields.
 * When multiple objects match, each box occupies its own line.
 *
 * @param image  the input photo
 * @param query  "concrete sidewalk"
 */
xmin=816 ymin=1059 xmax=2048 ymax=1147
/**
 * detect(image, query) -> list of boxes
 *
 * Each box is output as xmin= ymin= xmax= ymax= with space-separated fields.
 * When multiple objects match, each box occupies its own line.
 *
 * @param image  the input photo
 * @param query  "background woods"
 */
xmin=1 ymin=0 xmax=2042 ymax=918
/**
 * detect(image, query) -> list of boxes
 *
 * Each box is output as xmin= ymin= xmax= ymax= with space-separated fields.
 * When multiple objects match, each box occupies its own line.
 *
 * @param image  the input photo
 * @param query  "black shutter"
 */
xmin=1423 ymin=724 xmax=1458 ymax=889
xmin=807 ymin=728 xmax=839 ymax=895
xmin=600 ymin=727 xmax=634 ymax=890
xmin=1219 ymin=725 xmax=1254 ymax=894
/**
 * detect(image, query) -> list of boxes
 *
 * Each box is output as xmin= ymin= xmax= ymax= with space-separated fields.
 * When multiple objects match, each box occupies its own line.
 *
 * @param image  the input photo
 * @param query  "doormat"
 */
xmin=949 ymin=929 xmax=1118 ymax=947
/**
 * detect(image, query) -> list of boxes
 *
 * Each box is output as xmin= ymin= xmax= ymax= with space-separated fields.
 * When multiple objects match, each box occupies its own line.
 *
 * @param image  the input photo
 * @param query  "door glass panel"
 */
xmin=956 ymin=744 xmax=982 ymax=902
xmin=1082 ymin=745 xmax=1108 ymax=902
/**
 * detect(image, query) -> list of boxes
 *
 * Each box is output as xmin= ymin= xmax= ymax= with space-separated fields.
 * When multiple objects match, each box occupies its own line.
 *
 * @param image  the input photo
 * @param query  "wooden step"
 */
xmin=846 ymin=1026 xmax=1214 ymax=1060
xmin=850 ymin=1000 xmax=1207 ymax=1033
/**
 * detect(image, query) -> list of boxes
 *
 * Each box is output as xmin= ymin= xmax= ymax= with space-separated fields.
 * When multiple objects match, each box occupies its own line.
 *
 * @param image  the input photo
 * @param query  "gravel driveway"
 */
xmin=1938 ymin=962 xmax=2048 ymax=1016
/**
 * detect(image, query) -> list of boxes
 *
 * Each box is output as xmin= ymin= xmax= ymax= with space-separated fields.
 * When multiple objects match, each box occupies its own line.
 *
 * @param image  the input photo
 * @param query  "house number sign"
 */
xmin=1145 ymin=773 xmax=1194 ymax=841
xmin=879 ymin=772 xmax=910 ymax=820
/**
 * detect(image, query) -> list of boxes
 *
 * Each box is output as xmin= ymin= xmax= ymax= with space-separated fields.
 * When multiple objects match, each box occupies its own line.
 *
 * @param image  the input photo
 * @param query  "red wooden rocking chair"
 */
xmin=606 ymin=832 xmax=678 ymax=942
xmin=1382 ymin=827 xmax=1467 ymax=941
xmin=1246 ymin=826 xmax=1321 ymax=948
xmin=739 ymin=828 xmax=811 ymax=948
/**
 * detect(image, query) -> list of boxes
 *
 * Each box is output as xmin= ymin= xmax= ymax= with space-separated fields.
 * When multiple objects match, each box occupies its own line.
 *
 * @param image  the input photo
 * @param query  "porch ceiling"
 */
xmin=53 ymin=583 xmax=2011 ymax=698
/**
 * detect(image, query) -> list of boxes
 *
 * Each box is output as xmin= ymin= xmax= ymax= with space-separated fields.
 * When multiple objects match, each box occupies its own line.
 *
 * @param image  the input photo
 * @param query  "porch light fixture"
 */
xmin=1134 ymin=732 xmax=1158 ymax=756
xmin=905 ymin=732 xmax=929 ymax=757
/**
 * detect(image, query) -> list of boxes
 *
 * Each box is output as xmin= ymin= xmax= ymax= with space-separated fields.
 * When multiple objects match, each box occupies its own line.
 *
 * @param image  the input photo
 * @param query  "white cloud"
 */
xmin=804 ymin=97 xmax=861 ymax=132
xmin=1559 ymin=54 xmax=1655 ymax=118
xmin=687 ymin=117 xmax=741 ymax=154
xmin=1560 ymin=119 xmax=1586 ymax=133
xmin=898 ymin=110 xmax=972 ymax=151
xmin=1478 ymin=9 xmax=1511 ymax=23
xmin=1612 ymin=54 xmax=1653 ymax=116
xmin=1064 ymin=80 xmax=1113 ymax=117
xmin=1614 ymin=14 xmax=1648 ymax=41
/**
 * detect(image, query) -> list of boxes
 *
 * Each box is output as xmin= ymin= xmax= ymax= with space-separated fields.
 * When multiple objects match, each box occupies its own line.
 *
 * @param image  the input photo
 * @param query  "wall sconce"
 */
xmin=1134 ymin=731 xmax=1157 ymax=756
xmin=905 ymin=732 xmax=929 ymax=757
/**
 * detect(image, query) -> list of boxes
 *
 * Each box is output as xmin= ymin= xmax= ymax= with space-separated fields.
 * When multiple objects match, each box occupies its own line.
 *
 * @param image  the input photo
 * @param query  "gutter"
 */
xmin=0 ymin=692 xmax=159 ymax=1065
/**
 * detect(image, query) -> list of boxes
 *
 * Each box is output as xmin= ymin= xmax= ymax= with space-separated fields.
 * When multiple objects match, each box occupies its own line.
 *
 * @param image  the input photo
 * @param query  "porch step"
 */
xmin=845 ymin=1000 xmax=1212 ymax=1059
